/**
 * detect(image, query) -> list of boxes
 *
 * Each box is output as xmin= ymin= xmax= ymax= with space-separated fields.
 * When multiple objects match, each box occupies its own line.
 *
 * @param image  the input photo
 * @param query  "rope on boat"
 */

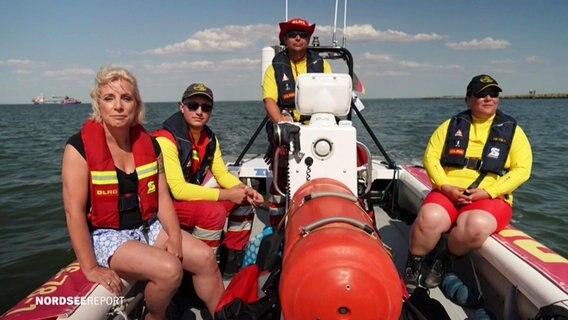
xmin=369 ymin=164 xmax=401 ymax=215
xmin=469 ymin=256 xmax=484 ymax=303
xmin=109 ymin=294 xmax=143 ymax=320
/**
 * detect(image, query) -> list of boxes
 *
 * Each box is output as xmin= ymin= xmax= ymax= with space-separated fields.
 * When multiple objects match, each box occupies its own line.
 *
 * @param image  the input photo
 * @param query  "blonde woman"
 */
xmin=62 ymin=66 xmax=224 ymax=319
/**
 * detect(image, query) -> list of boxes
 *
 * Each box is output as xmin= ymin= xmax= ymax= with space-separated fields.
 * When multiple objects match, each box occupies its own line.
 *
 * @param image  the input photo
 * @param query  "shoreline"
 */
xmin=424 ymin=92 xmax=568 ymax=100
xmin=2 ymin=92 xmax=568 ymax=105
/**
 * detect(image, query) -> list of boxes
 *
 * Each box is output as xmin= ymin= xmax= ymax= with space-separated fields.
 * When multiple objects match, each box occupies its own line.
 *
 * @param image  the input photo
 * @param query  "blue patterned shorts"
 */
xmin=92 ymin=219 xmax=162 ymax=268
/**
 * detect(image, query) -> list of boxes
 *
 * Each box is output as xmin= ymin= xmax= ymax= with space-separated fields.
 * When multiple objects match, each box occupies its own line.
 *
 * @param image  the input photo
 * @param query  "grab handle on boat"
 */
xmin=272 ymin=147 xmax=287 ymax=197
xmin=303 ymin=191 xmax=358 ymax=203
xmin=300 ymin=216 xmax=376 ymax=237
xmin=357 ymin=142 xmax=373 ymax=197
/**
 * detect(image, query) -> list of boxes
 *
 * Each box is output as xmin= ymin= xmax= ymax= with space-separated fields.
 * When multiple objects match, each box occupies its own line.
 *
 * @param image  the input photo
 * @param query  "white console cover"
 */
xmin=288 ymin=122 xmax=357 ymax=197
xmin=295 ymin=73 xmax=352 ymax=116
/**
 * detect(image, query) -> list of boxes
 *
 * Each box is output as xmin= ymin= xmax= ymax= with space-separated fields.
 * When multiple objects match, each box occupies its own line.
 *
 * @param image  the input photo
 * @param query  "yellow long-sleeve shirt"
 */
xmin=423 ymin=113 xmax=532 ymax=205
xmin=156 ymin=136 xmax=241 ymax=201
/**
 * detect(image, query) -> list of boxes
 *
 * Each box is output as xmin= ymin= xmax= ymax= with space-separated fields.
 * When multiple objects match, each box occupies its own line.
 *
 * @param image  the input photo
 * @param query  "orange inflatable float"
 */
xmin=279 ymin=178 xmax=402 ymax=319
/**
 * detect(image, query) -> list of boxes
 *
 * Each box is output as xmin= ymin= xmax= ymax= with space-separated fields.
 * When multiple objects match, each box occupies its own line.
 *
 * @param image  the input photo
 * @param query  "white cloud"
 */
xmin=44 ymin=68 xmax=95 ymax=77
xmin=13 ymin=69 xmax=32 ymax=75
xmin=7 ymin=59 xmax=32 ymax=66
xmin=438 ymin=64 xmax=461 ymax=70
xmin=343 ymin=24 xmax=444 ymax=42
xmin=399 ymin=60 xmax=422 ymax=68
xmin=398 ymin=60 xmax=460 ymax=70
xmin=376 ymin=70 xmax=410 ymax=76
xmin=446 ymin=37 xmax=511 ymax=50
xmin=144 ymin=23 xmax=445 ymax=56
xmin=525 ymin=55 xmax=545 ymax=63
xmin=142 ymin=24 xmax=276 ymax=55
xmin=491 ymin=59 xmax=515 ymax=64
xmin=362 ymin=52 xmax=394 ymax=62
xmin=220 ymin=58 xmax=260 ymax=67
xmin=143 ymin=60 xmax=214 ymax=73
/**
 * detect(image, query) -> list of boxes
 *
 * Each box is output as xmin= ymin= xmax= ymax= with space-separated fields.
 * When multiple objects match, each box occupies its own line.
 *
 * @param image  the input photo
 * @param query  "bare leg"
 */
xmin=409 ymin=203 xmax=452 ymax=256
xmin=154 ymin=229 xmax=224 ymax=316
xmin=448 ymin=209 xmax=497 ymax=256
xmin=110 ymin=237 xmax=183 ymax=320
xmin=181 ymin=231 xmax=225 ymax=315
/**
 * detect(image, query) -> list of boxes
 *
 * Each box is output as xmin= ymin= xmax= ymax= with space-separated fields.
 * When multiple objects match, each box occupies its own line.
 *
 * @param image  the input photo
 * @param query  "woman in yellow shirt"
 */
xmin=404 ymin=75 xmax=532 ymax=293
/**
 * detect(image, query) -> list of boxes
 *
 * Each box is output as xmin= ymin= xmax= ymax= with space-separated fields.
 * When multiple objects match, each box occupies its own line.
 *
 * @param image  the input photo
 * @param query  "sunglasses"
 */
xmin=286 ymin=30 xmax=309 ymax=39
xmin=183 ymin=101 xmax=213 ymax=112
xmin=473 ymin=91 xmax=499 ymax=98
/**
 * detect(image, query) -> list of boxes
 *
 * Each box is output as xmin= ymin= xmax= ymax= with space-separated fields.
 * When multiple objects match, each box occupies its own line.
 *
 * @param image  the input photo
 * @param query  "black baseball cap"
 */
xmin=181 ymin=83 xmax=214 ymax=103
xmin=466 ymin=74 xmax=502 ymax=95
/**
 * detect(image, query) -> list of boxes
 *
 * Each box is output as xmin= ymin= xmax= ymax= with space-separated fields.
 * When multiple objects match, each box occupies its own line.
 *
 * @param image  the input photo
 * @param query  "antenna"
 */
xmin=332 ymin=0 xmax=339 ymax=47
xmin=342 ymin=0 xmax=348 ymax=47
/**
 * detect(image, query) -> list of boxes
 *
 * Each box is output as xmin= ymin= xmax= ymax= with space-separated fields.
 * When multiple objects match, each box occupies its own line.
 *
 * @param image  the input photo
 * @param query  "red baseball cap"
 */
xmin=278 ymin=18 xmax=315 ymax=43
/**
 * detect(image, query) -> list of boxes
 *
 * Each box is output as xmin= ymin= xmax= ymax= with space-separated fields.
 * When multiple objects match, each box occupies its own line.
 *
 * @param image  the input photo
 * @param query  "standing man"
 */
xmin=262 ymin=18 xmax=332 ymax=226
xmin=153 ymin=83 xmax=263 ymax=278
xmin=404 ymin=75 xmax=532 ymax=294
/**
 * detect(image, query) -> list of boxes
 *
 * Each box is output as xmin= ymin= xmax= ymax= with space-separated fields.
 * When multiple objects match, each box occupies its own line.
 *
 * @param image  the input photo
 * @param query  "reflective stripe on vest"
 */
xmin=91 ymin=170 xmax=119 ymax=185
xmin=81 ymin=119 xmax=159 ymax=229
xmin=137 ymin=162 xmax=159 ymax=180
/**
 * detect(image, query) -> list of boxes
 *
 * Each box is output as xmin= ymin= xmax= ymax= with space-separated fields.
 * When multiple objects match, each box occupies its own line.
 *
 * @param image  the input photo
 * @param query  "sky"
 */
xmin=1 ymin=0 xmax=567 ymax=104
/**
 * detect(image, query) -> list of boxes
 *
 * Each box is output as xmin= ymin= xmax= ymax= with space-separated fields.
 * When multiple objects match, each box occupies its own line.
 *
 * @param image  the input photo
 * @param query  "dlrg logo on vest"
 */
xmin=96 ymin=189 xmax=118 ymax=196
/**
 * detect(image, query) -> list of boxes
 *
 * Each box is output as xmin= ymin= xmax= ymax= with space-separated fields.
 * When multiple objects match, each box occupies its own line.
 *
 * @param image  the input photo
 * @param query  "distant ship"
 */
xmin=32 ymin=94 xmax=81 ymax=105
xmin=60 ymin=96 xmax=82 ymax=104
xmin=32 ymin=94 xmax=44 ymax=104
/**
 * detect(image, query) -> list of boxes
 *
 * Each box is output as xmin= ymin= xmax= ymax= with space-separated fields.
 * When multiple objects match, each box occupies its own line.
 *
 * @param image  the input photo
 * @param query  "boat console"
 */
xmin=273 ymin=73 xmax=359 ymax=197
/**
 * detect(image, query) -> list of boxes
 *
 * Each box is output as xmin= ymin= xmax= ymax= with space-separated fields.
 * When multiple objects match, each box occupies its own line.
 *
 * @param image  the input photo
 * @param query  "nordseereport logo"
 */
xmin=35 ymin=296 xmax=124 ymax=306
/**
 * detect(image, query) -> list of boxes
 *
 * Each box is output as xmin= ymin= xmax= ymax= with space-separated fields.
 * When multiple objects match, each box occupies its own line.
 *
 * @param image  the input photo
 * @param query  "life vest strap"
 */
xmin=467 ymin=172 xmax=487 ymax=190
xmin=464 ymin=157 xmax=483 ymax=171
xmin=141 ymin=215 xmax=158 ymax=243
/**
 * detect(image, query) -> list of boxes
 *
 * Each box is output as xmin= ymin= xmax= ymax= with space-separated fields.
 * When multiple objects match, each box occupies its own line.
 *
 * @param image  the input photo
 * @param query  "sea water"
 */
xmin=0 ymin=98 xmax=566 ymax=313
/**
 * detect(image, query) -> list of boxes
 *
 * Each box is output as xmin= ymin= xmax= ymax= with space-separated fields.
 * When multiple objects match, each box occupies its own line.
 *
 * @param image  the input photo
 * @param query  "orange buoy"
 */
xmin=280 ymin=178 xmax=402 ymax=319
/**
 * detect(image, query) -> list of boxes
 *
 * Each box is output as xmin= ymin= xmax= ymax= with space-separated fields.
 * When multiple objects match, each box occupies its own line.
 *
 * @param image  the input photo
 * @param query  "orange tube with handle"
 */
xmin=279 ymin=178 xmax=402 ymax=319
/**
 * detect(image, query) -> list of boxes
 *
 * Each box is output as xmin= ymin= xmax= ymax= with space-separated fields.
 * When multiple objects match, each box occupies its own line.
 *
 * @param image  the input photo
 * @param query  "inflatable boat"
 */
xmin=3 ymin=13 xmax=567 ymax=320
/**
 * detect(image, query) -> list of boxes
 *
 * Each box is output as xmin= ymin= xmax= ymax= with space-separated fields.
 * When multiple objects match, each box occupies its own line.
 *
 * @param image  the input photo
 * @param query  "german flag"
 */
xmin=352 ymin=72 xmax=365 ymax=94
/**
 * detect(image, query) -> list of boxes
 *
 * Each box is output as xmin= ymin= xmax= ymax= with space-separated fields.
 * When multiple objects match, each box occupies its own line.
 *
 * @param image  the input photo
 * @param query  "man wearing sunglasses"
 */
xmin=262 ymin=17 xmax=332 ymax=124
xmin=261 ymin=17 xmax=332 ymax=227
xmin=404 ymin=74 xmax=532 ymax=295
xmin=153 ymin=83 xmax=264 ymax=278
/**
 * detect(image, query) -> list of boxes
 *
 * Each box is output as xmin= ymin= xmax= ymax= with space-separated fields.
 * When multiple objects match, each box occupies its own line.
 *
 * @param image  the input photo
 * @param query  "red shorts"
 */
xmin=422 ymin=190 xmax=512 ymax=232
xmin=173 ymin=200 xmax=234 ymax=230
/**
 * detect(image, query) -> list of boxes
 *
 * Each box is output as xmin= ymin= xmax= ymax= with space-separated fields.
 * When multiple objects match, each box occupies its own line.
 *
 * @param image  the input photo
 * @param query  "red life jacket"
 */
xmin=81 ymin=119 xmax=159 ymax=229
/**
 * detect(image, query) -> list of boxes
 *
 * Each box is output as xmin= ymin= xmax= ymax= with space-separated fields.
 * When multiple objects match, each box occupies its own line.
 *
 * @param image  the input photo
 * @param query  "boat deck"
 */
xmin=179 ymin=202 xmax=481 ymax=320
xmin=374 ymin=205 xmax=472 ymax=319
xmin=170 ymin=152 xmax=505 ymax=320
